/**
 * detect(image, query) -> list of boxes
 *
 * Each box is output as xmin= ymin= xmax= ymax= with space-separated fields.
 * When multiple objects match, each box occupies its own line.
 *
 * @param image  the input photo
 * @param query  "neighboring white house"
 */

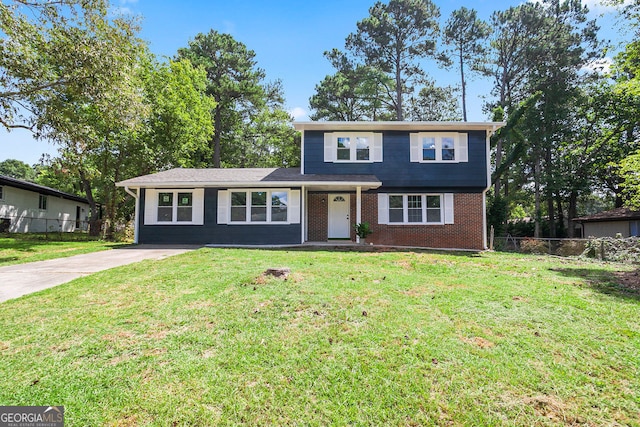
xmin=0 ymin=175 xmax=91 ymax=233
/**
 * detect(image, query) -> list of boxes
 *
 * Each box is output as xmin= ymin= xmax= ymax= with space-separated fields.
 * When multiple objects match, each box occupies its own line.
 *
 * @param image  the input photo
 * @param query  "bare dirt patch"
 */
xmin=614 ymin=269 xmax=640 ymax=293
xmin=460 ymin=336 xmax=495 ymax=349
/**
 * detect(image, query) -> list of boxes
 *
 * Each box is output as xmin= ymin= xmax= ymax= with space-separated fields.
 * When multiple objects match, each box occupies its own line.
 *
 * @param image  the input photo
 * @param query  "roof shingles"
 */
xmin=117 ymin=167 xmax=381 ymax=187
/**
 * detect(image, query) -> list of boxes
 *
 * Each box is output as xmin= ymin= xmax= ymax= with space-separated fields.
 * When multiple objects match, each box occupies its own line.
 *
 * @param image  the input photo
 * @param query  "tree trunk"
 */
xmin=555 ymin=193 xmax=564 ymax=238
xmin=395 ymin=47 xmax=403 ymax=121
xmin=494 ymin=137 xmax=503 ymax=196
xmin=395 ymin=66 xmax=403 ymax=120
xmin=545 ymin=146 xmax=556 ymax=238
xmin=567 ymin=190 xmax=577 ymax=238
xmin=79 ymin=169 xmax=101 ymax=237
xmin=534 ymin=157 xmax=541 ymax=238
xmin=213 ymin=107 xmax=222 ymax=167
xmin=460 ymin=48 xmax=467 ymax=122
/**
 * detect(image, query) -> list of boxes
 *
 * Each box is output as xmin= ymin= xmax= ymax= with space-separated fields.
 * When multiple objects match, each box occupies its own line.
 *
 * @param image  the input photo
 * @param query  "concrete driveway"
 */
xmin=0 ymin=245 xmax=198 ymax=303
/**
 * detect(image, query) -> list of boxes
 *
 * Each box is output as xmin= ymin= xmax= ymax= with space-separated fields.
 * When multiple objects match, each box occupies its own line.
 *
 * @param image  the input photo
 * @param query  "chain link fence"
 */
xmin=492 ymin=235 xmax=640 ymax=263
xmin=0 ymin=215 xmax=102 ymax=240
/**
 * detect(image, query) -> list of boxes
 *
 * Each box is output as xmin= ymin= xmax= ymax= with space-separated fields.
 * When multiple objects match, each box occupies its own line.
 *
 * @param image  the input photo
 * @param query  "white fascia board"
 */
xmin=293 ymin=121 xmax=506 ymax=132
xmin=117 ymin=181 xmax=382 ymax=190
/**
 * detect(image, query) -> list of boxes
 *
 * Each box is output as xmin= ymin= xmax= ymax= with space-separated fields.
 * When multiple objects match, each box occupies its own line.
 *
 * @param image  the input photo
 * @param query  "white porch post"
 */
xmin=301 ymin=185 xmax=306 ymax=244
xmin=124 ymin=186 xmax=139 ymax=244
xmin=356 ymin=186 xmax=362 ymax=243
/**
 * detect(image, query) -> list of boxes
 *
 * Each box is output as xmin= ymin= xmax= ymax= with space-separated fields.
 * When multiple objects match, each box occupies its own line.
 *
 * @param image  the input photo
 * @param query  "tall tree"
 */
xmin=177 ymin=30 xmax=267 ymax=167
xmin=309 ymin=49 xmax=395 ymax=121
xmin=487 ymin=3 xmax=547 ymax=198
xmin=345 ymin=0 xmax=441 ymax=120
xmin=0 ymin=159 xmax=36 ymax=181
xmin=406 ymin=80 xmax=461 ymax=121
xmin=442 ymin=7 xmax=491 ymax=121
xmin=0 ymin=0 xmax=137 ymax=132
xmin=620 ymin=150 xmax=640 ymax=209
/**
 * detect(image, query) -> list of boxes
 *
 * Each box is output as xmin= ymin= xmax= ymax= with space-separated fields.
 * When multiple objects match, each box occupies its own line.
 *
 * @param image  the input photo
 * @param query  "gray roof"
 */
xmin=293 ymin=121 xmax=505 ymax=132
xmin=0 ymin=175 xmax=89 ymax=204
xmin=573 ymin=207 xmax=640 ymax=222
xmin=117 ymin=167 xmax=381 ymax=189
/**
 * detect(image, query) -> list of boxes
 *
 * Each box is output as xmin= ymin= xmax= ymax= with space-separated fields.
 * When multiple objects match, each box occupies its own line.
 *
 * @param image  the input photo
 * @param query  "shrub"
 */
xmin=556 ymin=240 xmax=586 ymax=257
xmin=519 ymin=238 xmax=549 ymax=254
xmin=583 ymin=237 xmax=640 ymax=263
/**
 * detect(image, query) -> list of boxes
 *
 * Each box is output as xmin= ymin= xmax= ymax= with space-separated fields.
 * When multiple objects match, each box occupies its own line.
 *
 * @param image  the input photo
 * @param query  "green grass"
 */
xmin=0 ymin=248 xmax=638 ymax=426
xmin=0 ymin=233 xmax=125 ymax=266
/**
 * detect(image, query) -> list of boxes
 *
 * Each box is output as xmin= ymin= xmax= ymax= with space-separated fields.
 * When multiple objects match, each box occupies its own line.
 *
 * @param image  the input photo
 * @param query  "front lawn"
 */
xmin=0 ymin=234 xmax=125 ymax=267
xmin=0 ymin=248 xmax=638 ymax=425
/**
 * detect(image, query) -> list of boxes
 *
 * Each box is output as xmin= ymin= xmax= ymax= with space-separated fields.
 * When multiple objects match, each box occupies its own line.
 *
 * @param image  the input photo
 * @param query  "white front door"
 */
xmin=328 ymin=194 xmax=350 ymax=238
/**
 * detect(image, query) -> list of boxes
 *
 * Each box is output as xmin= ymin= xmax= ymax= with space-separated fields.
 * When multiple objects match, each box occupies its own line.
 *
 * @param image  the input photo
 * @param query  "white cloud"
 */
xmin=527 ymin=0 xmax=630 ymax=13
xmin=110 ymin=6 xmax=133 ymax=16
xmin=289 ymin=107 xmax=308 ymax=120
xmin=582 ymin=57 xmax=613 ymax=74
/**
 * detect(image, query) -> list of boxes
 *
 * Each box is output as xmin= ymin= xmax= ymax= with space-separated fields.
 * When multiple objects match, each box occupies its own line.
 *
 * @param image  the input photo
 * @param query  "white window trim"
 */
xmin=324 ymin=132 xmax=383 ymax=163
xmin=38 ymin=194 xmax=48 ymax=211
xmin=410 ymin=132 xmax=468 ymax=163
xmin=378 ymin=193 xmax=454 ymax=225
xmin=144 ymin=188 xmax=204 ymax=226
xmin=388 ymin=194 xmax=444 ymax=225
xmin=227 ymin=189 xmax=294 ymax=225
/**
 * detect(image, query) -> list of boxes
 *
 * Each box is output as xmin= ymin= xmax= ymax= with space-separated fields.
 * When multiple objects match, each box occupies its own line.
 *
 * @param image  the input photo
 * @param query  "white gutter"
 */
xmin=116 ymin=180 xmax=382 ymax=190
xmin=123 ymin=186 xmax=139 ymax=244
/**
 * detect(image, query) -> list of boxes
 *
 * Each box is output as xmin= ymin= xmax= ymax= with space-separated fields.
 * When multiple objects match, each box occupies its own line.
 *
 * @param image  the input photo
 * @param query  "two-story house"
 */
xmin=116 ymin=121 xmax=503 ymax=250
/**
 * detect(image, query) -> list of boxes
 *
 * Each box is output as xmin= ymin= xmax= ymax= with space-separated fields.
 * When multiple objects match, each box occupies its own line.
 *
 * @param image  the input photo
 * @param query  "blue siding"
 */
xmin=304 ymin=130 xmax=488 ymax=189
xmin=138 ymin=188 xmax=301 ymax=245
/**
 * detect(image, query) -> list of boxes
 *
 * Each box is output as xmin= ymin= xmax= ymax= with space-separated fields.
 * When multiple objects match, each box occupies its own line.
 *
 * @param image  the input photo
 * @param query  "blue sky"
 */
xmin=0 ymin=0 xmax=630 ymax=165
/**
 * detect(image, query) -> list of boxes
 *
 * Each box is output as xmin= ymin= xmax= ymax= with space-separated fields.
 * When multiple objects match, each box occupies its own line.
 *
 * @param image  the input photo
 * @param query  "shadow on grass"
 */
xmin=551 ymin=267 xmax=640 ymax=301
xmin=206 ymin=244 xmax=483 ymax=258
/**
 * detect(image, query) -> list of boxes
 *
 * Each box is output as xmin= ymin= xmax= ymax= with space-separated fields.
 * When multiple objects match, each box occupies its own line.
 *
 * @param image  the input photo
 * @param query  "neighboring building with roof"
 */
xmin=117 ymin=121 xmax=503 ymax=249
xmin=0 ymin=175 xmax=90 ymax=233
xmin=574 ymin=207 xmax=640 ymax=238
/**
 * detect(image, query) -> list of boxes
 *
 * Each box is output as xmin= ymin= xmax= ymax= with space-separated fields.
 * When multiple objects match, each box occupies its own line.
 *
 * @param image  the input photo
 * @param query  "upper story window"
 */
xmin=324 ymin=132 xmax=383 ymax=163
xmin=410 ymin=132 xmax=468 ymax=163
xmin=0 ymin=186 xmax=4 ymax=200
xmin=38 ymin=194 xmax=47 ymax=210
xmin=143 ymin=189 xmax=204 ymax=225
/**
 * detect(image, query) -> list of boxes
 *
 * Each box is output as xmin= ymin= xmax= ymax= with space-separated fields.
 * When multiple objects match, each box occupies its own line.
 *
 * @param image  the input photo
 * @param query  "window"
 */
xmin=38 ymin=194 xmax=47 ymax=210
xmin=387 ymin=195 xmax=442 ymax=224
xmin=230 ymin=190 xmax=288 ymax=223
xmin=218 ymin=189 xmax=300 ymax=225
xmin=335 ymin=135 xmax=370 ymax=161
xmin=410 ymin=132 xmax=468 ymax=163
xmin=0 ymin=186 xmax=3 ymax=200
xmin=631 ymin=221 xmax=639 ymax=237
xmin=157 ymin=192 xmax=173 ymax=221
xmin=324 ymin=132 xmax=383 ymax=163
xmin=158 ymin=191 xmax=193 ymax=222
xmin=177 ymin=192 xmax=193 ymax=222
xmin=143 ymin=189 xmax=204 ymax=225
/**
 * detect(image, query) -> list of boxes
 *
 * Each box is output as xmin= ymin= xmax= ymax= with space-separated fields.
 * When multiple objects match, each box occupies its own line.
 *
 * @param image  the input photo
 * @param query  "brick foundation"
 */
xmin=307 ymin=191 xmax=485 ymax=250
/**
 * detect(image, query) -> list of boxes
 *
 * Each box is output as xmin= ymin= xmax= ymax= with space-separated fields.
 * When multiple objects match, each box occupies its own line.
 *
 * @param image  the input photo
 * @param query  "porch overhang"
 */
xmin=116 ymin=167 xmax=381 ymax=191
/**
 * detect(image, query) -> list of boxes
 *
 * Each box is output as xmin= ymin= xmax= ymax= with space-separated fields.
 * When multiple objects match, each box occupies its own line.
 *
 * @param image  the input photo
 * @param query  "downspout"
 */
xmin=124 ymin=186 xmax=139 ymax=244
xmin=483 ymin=126 xmax=496 ymax=250
xmin=356 ymin=186 xmax=362 ymax=243
xmin=301 ymin=185 xmax=306 ymax=244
